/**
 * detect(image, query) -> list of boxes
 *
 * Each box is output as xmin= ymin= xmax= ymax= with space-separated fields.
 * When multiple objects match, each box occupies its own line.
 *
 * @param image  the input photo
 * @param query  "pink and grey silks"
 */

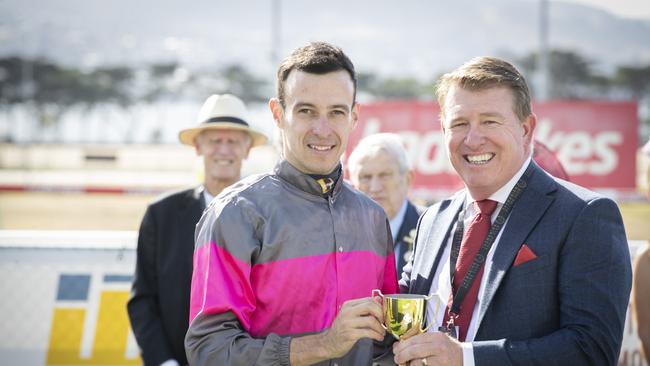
xmin=186 ymin=160 xmax=398 ymax=365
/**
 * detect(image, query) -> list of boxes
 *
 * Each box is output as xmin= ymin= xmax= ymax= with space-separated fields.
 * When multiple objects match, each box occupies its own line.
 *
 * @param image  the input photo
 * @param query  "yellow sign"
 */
xmin=46 ymin=274 xmax=140 ymax=365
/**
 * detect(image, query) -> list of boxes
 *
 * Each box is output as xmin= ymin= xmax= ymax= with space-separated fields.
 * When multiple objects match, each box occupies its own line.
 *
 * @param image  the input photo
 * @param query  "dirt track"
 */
xmin=1 ymin=191 xmax=649 ymax=240
xmin=0 ymin=192 xmax=154 ymax=231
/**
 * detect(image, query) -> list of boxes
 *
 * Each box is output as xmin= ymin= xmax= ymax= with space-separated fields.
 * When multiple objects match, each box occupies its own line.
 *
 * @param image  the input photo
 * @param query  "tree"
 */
xmin=518 ymin=49 xmax=597 ymax=99
xmin=0 ymin=57 xmax=28 ymax=104
xmin=357 ymin=71 xmax=434 ymax=100
xmin=0 ymin=56 xmax=134 ymax=140
xmin=141 ymin=62 xmax=181 ymax=102
xmin=219 ymin=64 xmax=269 ymax=103
xmin=615 ymin=65 xmax=650 ymax=99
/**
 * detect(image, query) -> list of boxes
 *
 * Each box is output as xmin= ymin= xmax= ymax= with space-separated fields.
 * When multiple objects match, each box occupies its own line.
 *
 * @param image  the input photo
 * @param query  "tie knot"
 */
xmin=474 ymin=199 xmax=498 ymax=216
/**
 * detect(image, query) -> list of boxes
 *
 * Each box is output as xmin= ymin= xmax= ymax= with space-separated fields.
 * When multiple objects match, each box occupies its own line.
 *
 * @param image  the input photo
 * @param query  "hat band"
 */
xmin=204 ymin=116 xmax=249 ymax=126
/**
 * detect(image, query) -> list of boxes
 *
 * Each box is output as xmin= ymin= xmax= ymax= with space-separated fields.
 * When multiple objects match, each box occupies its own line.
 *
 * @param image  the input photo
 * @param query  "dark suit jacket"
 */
xmin=401 ymin=162 xmax=632 ymax=365
xmin=127 ymin=187 xmax=205 ymax=366
xmin=394 ymin=201 xmax=425 ymax=278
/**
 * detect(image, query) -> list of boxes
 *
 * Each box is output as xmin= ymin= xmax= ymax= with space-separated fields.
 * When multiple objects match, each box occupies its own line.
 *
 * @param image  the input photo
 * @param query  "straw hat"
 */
xmin=178 ymin=94 xmax=268 ymax=147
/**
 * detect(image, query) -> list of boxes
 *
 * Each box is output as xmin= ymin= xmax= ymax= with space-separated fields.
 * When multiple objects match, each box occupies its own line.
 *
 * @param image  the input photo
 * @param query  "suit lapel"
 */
xmin=184 ymin=186 xmax=206 ymax=216
xmin=411 ymin=193 xmax=465 ymax=295
xmin=476 ymin=163 xmax=556 ymax=329
xmin=395 ymin=202 xmax=421 ymax=272
xmin=179 ymin=187 xmax=206 ymax=253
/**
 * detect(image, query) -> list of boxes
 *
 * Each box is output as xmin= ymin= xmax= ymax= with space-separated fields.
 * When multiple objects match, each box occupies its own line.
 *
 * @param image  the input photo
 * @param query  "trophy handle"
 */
xmin=371 ymin=289 xmax=389 ymax=332
xmin=420 ymin=322 xmax=433 ymax=333
xmin=421 ymin=293 xmax=436 ymax=333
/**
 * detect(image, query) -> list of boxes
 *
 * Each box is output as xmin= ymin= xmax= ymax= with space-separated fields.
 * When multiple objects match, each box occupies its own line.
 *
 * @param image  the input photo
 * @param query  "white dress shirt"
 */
xmin=202 ymin=187 xmax=214 ymax=207
xmin=390 ymin=200 xmax=409 ymax=266
xmin=425 ymin=156 xmax=532 ymax=366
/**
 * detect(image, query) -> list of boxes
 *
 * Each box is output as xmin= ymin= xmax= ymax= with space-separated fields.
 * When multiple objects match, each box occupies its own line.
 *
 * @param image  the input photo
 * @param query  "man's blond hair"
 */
xmin=436 ymin=56 xmax=532 ymax=122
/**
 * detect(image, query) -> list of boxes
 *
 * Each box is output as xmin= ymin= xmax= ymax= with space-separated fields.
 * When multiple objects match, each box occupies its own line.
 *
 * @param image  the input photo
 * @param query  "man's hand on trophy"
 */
xmin=393 ymin=331 xmax=462 ymax=366
xmin=321 ymin=297 xmax=386 ymax=358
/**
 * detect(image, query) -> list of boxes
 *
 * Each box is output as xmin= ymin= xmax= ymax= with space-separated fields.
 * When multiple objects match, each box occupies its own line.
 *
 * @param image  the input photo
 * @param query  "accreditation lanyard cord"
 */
xmin=448 ymin=164 xmax=533 ymax=317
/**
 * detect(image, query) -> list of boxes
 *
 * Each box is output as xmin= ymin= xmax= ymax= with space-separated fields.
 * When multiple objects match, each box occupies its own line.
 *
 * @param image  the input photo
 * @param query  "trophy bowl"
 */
xmin=372 ymin=289 xmax=438 ymax=340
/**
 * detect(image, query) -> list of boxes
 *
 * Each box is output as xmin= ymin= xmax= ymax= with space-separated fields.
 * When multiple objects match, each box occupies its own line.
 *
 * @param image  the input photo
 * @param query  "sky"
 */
xmin=0 ymin=0 xmax=649 ymax=145
xmin=567 ymin=0 xmax=650 ymax=19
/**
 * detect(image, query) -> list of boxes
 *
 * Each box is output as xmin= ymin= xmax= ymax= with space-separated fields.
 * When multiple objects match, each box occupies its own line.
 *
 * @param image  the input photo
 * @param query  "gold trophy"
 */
xmin=372 ymin=289 xmax=440 ymax=340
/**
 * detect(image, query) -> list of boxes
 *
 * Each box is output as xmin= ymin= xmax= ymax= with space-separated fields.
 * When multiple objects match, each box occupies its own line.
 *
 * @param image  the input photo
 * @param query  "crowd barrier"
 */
xmin=0 ymin=230 xmax=646 ymax=366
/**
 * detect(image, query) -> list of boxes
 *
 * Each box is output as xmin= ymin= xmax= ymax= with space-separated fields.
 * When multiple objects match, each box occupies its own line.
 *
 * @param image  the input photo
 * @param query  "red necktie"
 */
xmin=444 ymin=199 xmax=498 ymax=341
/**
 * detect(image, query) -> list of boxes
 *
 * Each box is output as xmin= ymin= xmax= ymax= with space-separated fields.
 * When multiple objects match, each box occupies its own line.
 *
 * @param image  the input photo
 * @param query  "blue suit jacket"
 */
xmin=394 ymin=200 xmax=425 ymax=278
xmin=400 ymin=162 xmax=632 ymax=365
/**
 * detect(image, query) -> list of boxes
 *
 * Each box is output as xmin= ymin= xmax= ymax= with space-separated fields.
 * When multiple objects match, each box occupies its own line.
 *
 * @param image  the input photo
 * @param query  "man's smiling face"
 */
xmin=270 ymin=69 xmax=358 ymax=175
xmin=195 ymin=129 xmax=251 ymax=185
xmin=441 ymin=85 xmax=535 ymax=199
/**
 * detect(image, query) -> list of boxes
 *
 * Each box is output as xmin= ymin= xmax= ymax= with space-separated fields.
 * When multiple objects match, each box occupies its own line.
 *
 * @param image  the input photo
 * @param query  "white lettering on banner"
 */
xmin=361 ymin=118 xmax=381 ymax=137
xmin=413 ymin=131 xmax=453 ymax=174
xmin=591 ymin=132 xmax=623 ymax=175
xmin=360 ymin=118 xmax=454 ymax=175
xmin=535 ymin=119 xmax=623 ymax=176
xmin=397 ymin=131 xmax=422 ymax=171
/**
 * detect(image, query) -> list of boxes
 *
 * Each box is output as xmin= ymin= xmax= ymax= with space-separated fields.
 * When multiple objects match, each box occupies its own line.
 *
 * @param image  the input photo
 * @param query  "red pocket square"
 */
xmin=514 ymin=244 xmax=537 ymax=266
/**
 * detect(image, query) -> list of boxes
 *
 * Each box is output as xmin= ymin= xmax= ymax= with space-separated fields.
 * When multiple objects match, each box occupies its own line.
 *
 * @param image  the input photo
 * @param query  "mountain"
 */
xmin=0 ymin=0 xmax=649 ymax=78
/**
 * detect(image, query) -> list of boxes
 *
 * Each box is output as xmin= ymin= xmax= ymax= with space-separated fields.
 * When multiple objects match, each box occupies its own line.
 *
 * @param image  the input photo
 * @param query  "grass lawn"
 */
xmin=619 ymin=202 xmax=650 ymax=241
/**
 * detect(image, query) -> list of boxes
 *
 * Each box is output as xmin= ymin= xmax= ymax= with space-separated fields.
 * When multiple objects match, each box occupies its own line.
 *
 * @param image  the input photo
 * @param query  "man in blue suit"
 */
xmin=393 ymin=57 xmax=632 ymax=366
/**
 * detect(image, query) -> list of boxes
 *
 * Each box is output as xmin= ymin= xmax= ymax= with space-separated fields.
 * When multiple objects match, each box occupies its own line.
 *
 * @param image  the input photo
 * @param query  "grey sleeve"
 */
xmin=185 ymin=311 xmax=292 ymax=366
xmin=186 ymin=196 xmax=293 ymax=365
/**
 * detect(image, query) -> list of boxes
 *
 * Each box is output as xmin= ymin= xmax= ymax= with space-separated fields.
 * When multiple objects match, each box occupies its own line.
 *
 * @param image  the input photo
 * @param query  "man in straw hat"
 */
xmin=186 ymin=42 xmax=398 ymax=365
xmin=127 ymin=94 xmax=267 ymax=366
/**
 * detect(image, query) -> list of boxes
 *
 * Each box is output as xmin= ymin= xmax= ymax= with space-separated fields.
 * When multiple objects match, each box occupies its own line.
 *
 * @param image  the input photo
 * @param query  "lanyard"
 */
xmin=448 ymin=163 xmax=533 ymax=317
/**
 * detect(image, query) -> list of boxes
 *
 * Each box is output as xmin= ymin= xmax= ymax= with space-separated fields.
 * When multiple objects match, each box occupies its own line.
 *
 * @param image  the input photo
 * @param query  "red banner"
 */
xmin=346 ymin=101 xmax=638 ymax=200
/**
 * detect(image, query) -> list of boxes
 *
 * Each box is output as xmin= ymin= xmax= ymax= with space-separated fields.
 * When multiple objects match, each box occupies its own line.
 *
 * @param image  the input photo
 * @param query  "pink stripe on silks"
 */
xmin=189 ymin=242 xmax=256 ymax=330
xmin=190 ymin=243 xmax=397 ymax=338
xmin=382 ymin=251 xmax=399 ymax=294
xmin=248 ymin=250 xmax=396 ymax=337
